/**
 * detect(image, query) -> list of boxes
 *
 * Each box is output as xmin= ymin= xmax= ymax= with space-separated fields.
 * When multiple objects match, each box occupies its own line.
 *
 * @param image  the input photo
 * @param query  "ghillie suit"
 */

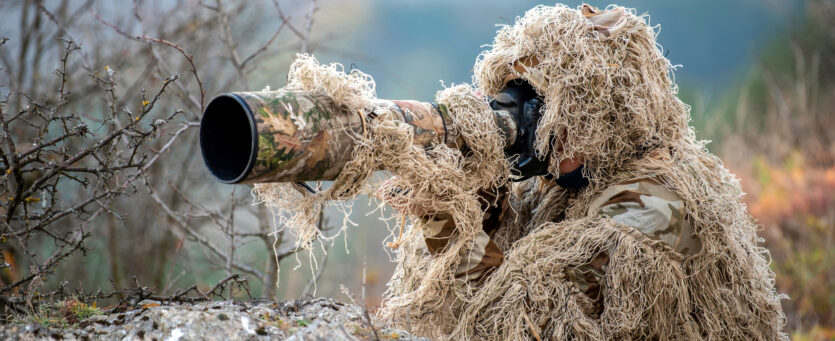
xmin=252 ymin=3 xmax=787 ymax=340
xmin=377 ymin=4 xmax=788 ymax=340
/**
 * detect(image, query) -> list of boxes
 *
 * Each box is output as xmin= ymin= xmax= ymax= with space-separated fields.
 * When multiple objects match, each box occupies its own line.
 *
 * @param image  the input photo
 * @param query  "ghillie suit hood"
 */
xmin=379 ymin=4 xmax=788 ymax=340
xmin=475 ymin=4 xmax=690 ymax=185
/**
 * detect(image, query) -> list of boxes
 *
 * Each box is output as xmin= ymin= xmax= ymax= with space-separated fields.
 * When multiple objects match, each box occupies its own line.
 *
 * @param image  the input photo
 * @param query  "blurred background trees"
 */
xmin=0 ymin=0 xmax=326 ymax=311
xmin=705 ymin=1 xmax=835 ymax=337
xmin=0 ymin=0 xmax=832 ymax=338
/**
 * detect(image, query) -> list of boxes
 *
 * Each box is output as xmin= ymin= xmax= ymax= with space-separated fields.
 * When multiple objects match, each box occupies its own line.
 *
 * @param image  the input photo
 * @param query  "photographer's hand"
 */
xmin=378 ymin=178 xmax=508 ymax=284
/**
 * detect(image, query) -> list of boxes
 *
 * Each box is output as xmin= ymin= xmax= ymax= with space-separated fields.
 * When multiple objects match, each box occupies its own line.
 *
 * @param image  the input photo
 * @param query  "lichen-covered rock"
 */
xmin=0 ymin=298 xmax=426 ymax=340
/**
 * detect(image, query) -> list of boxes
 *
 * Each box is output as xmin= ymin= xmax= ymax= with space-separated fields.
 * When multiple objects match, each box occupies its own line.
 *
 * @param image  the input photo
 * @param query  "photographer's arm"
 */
xmin=379 ymin=180 xmax=509 ymax=284
xmin=420 ymin=187 xmax=509 ymax=283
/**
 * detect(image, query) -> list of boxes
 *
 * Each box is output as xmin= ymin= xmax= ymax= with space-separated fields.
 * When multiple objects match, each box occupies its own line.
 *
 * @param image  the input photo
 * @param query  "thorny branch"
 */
xmin=0 ymin=0 xmax=329 ymax=317
xmin=3 ymin=274 xmax=251 ymax=310
xmin=134 ymin=0 xmax=328 ymax=301
xmin=136 ymin=36 xmax=205 ymax=111
xmin=0 ymin=35 xmax=187 ymax=313
xmin=272 ymin=0 xmax=320 ymax=54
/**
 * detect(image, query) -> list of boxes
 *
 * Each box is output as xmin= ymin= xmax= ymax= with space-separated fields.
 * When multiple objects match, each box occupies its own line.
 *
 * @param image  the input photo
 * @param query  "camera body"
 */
xmin=490 ymin=81 xmax=550 ymax=181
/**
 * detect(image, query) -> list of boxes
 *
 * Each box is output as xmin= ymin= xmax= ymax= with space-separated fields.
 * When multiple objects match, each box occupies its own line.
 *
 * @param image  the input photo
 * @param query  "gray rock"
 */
xmin=0 ymin=298 xmax=428 ymax=340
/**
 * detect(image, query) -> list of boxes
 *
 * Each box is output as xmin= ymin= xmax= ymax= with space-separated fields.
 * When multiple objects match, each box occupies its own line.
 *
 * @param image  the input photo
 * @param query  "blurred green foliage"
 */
xmin=697 ymin=1 xmax=835 ymax=337
xmin=21 ymin=300 xmax=102 ymax=329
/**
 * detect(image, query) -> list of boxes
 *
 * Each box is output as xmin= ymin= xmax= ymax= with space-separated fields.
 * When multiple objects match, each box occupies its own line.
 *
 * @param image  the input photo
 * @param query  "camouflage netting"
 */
xmin=255 ymin=3 xmax=787 ymax=340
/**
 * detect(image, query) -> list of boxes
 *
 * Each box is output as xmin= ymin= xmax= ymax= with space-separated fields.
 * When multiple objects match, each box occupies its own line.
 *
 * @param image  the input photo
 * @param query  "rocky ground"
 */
xmin=0 ymin=298 xmax=427 ymax=340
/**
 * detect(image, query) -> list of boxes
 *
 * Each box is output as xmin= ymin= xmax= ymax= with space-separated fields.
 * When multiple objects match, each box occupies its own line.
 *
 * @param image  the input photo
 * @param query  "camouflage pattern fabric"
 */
xmin=420 ymin=188 xmax=508 ymax=284
xmin=586 ymin=178 xmax=702 ymax=256
xmin=563 ymin=251 xmax=609 ymax=318
xmin=222 ymin=91 xmax=518 ymax=184
xmin=231 ymin=91 xmax=363 ymax=183
xmin=422 ymin=178 xmax=701 ymax=316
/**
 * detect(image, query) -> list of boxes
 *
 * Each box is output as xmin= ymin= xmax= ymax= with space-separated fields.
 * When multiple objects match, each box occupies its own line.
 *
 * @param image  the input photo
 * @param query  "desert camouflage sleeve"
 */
xmin=563 ymin=178 xmax=702 ymax=317
xmin=586 ymin=178 xmax=702 ymax=256
xmin=420 ymin=187 xmax=508 ymax=283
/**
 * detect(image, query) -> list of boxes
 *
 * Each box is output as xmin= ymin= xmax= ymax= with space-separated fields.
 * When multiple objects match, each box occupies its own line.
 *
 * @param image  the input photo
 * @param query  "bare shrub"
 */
xmin=0 ymin=0 xmax=328 ymax=317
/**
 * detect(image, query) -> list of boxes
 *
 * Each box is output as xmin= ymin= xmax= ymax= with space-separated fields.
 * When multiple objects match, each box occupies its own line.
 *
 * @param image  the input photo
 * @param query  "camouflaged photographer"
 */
xmin=199 ymin=4 xmax=787 ymax=340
